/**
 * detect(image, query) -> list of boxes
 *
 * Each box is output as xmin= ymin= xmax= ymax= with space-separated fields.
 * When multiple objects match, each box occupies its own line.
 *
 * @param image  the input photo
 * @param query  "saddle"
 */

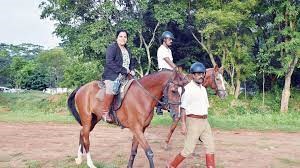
xmin=112 ymin=79 xmax=135 ymax=110
xmin=97 ymin=78 xmax=135 ymax=126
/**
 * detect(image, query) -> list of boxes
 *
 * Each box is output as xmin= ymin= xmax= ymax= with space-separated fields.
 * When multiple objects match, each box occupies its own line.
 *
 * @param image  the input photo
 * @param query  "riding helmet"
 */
xmin=161 ymin=31 xmax=175 ymax=40
xmin=190 ymin=62 xmax=206 ymax=73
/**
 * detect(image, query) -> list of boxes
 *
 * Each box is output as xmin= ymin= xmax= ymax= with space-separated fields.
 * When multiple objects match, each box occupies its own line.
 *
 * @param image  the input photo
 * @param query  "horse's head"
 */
xmin=204 ymin=65 xmax=227 ymax=99
xmin=163 ymin=70 xmax=186 ymax=120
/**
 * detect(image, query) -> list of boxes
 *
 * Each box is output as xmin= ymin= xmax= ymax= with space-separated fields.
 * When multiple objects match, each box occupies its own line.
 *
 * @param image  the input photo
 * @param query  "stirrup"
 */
xmin=156 ymin=107 xmax=163 ymax=115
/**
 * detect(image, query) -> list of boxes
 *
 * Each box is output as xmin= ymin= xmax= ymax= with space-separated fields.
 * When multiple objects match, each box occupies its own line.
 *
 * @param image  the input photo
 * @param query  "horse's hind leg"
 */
xmin=165 ymin=117 xmax=180 ymax=150
xmin=81 ymin=121 xmax=97 ymax=168
xmin=75 ymin=132 xmax=84 ymax=164
xmin=127 ymin=136 xmax=139 ymax=168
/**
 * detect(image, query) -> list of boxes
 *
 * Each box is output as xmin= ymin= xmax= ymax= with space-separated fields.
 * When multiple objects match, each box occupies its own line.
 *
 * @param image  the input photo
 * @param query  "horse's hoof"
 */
xmin=75 ymin=157 xmax=82 ymax=165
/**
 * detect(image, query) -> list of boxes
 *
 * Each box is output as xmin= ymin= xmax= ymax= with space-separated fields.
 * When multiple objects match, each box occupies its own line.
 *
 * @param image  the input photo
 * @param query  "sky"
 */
xmin=0 ymin=0 xmax=61 ymax=49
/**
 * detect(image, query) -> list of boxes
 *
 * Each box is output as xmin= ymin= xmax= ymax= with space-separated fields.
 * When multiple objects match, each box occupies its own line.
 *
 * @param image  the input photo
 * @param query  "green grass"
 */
xmin=0 ymin=89 xmax=299 ymax=132
xmin=0 ymin=91 xmax=74 ymax=123
xmin=25 ymin=160 xmax=42 ymax=168
xmin=24 ymin=156 xmax=120 ymax=168
xmin=209 ymin=113 xmax=300 ymax=132
xmin=276 ymin=157 xmax=300 ymax=167
xmin=151 ymin=112 xmax=173 ymax=126
xmin=206 ymin=88 xmax=300 ymax=132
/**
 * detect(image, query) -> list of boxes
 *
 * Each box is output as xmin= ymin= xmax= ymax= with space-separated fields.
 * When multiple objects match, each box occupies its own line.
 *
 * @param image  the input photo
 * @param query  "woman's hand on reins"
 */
xmin=130 ymin=70 xmax=135 ymax=76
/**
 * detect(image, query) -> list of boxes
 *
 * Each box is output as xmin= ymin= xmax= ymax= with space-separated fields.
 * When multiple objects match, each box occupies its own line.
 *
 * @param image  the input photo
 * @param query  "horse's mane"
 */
xmin=138 ymin=70 xmax=173 ymax=83
xmin=135 ymin=70 xmax=173 ymax=89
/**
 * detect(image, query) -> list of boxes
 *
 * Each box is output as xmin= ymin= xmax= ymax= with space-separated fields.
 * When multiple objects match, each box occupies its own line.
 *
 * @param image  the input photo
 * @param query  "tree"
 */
xmin=60 ymin=58 xmax=103 ymax=88
xmin=259 ymin=0 xmax=300 ymax=112
xmin=190 ymin=0 xmax=257 ymax=96
xmin=9 ymin=57 xmax=28 ymax=88
xmin=0 ymin=43 xmax=43 ymax=86
xmin=257 ymin=43 xmax=273 ymax=106
xmin=40 ymin=0 xmax=117 ymax=60
xmin=22 ymin=64 xmax=51 ymax=90
xmin=0 ymin=43 xmax=43 ymax=60
xmin=36 ymin=48 xmax=67 ymax=87
xmin=40 ymin=0 xmax=190 ymax=77
xmin=0 ymin=49 xmax=11 ymax=86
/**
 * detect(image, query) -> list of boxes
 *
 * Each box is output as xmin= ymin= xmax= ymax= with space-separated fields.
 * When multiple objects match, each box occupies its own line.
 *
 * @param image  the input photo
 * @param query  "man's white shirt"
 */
xmin=157 ymin=45 xmax=173 ymax=70
xmin=181 ymin=81 xmax=209 ymax=115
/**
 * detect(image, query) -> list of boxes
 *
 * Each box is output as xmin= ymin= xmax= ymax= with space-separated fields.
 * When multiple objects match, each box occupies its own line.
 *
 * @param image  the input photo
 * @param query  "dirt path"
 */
xmin=0 ymin=122 xmax=300 ymax=168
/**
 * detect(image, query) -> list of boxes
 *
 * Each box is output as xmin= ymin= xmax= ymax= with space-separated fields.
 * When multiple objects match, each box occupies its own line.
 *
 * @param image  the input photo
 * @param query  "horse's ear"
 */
xmin=214 ymin=64 xmax=219 ymax=72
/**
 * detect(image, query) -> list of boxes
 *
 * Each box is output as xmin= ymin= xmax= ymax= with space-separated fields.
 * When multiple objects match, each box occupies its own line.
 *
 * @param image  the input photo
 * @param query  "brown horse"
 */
xmin=164 ymin=65 xmax=227 ymax=149
xmin=67 ymin=70 xmax=185 ymax=168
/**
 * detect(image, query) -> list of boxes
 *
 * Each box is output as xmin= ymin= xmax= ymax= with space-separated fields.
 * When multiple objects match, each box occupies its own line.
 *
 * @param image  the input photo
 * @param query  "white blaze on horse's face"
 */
xmin=218 ymin=73 xmax=226 ymax=91
xmin=215 ymin=72 xmax=227 ymax=98
xmin=178 ymin=87 xmax=182 ymax=95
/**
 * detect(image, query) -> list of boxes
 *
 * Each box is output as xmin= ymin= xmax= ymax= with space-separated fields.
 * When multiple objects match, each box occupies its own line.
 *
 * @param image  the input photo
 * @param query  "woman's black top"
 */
xmin=102 ymin=42 xmax=136 ymax=81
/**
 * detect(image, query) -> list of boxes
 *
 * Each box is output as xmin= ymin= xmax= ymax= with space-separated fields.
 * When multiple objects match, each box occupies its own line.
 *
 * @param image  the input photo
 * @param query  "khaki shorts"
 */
xmin=181 ymin=117 xmax=215 ymax=157
xmin=104 ymin=80 xmax=114 ymax=94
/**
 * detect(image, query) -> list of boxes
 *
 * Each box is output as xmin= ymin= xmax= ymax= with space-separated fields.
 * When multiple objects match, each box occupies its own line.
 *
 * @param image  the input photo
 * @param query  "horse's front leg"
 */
xmin=127 ymin=136 xmax=139 ymax=168
xmin=164 ymin=117 xmax=180 ymax=150
xmin=132 ymin=128 xmax=155 ymax=168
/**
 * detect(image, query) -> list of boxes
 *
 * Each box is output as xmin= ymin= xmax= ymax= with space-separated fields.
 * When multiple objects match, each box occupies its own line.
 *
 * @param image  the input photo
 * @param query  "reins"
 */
xmin=134 ymin=71 xmax=182 ymax=106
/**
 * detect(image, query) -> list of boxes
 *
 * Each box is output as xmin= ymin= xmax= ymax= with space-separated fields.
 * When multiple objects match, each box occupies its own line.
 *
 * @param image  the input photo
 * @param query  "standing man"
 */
xmin=167 ymin=62 xmax=215 ymax=168
xmin=156 ymin=31 xmax=178 ymax=115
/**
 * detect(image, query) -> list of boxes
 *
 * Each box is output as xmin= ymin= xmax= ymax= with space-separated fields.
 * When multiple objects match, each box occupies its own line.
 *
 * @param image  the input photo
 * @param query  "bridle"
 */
xmin=134 ymin=70 xmax=183 ymax=110
xmin=162 ymin=78 xmax=184 ymax=106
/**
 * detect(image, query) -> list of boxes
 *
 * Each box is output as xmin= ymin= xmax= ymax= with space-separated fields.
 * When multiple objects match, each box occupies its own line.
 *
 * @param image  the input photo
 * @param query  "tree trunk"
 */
xmin=262 ymin=70 xmax=265 ymax=106
xmin=234 ymin=68 xmax=241 ymax=99
xmin=224 ymin=64 xmax=236 ymax=95
xmin=136 ymin=32 xmax=144 ymax=77
xmin=229 ymin=72 xmax=235 ymax=95
xmin=191 ymin=31 xmax=217 ymax=67
xmin=280 ymin=56 xmax=298 ymax=112
xmin=229 ymin=57 xmax=235 ymax=95
xmin=280 ymin=75 xmax=291 ymax=113
xmin=145 ymin=46 xmax=151 ymax=75
xmin=244 ymin=82 xmax=247 ymax=99
xmin=140 ymin=22 xmax=160 ymax=75
xmin=208 ymin=53 xmax=217 ymax=67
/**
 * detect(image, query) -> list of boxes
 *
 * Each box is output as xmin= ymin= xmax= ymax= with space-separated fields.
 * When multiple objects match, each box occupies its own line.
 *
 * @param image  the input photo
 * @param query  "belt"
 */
xmin=187 ymin=114 xmax=208 ymax=119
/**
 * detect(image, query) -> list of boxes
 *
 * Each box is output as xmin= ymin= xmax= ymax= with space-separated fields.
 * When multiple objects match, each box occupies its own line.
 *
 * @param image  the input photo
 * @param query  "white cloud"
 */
xmin=0 ymin=0 xmax=61 ymax=49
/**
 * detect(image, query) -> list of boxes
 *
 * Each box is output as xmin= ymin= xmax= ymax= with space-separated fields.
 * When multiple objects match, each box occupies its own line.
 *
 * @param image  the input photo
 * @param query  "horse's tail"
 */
xmin=67 ymin=87 xmax=82 ymax=125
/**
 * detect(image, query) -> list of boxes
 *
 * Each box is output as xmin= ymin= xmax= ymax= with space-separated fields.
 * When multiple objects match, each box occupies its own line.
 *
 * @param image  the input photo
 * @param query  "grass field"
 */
xmin=0 ymin=88 xmax=299 ymax=132
xmin=24 ymin=157 xmax=119 ymax=168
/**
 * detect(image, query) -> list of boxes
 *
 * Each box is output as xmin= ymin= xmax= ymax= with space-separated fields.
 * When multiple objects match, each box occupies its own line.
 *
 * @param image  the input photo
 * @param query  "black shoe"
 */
xmin=156 ymin=107 xmax=163 ymax=115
